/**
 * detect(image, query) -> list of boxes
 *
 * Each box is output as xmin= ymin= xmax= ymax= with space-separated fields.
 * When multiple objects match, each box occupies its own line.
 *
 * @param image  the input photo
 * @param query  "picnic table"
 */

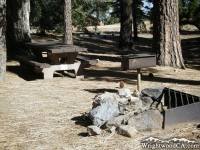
xmin=16 ymin=41 xmax=98 ymax=79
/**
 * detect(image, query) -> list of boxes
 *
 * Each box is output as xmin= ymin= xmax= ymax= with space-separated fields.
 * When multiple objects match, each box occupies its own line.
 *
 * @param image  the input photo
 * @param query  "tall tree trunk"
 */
xmin=133 ymin=0 xmax=138 ymax=41
xmin=0 ymin=0 xmax=6 ymax=82
xmin=6 ymin=0 xmax=31 ymax=55
xmin=119 ymin=0 xmax=133 ymax=50
xmin=152 ymin=0 xmax=185 ymax=69
xmin=63 ymin=0 xmax=73 ymax=44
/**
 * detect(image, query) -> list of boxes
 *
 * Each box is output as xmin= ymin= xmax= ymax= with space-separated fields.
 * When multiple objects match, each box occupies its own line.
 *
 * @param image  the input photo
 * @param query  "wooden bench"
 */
xmin=16 ymin=54 xmax=98 ymax=79
xmin=16 ymin=55 xmax=51 ymax=69
xmin=76 ymin=55 xmax=98 ymax=65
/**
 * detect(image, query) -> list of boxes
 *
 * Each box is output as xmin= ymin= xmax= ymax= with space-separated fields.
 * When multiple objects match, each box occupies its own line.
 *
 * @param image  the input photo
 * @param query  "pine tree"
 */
xmin=6 ymin=0 xmax=31 ymax=54
xmin=152 ymin=0 xmax=185 ymax=69
xmin=119 ymin=0 xmax=133 ymax=50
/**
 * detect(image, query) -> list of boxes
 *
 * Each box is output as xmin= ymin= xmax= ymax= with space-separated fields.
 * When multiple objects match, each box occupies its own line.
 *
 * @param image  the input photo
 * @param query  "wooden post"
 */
xmin=137 ymin=68 xmax=141 ymax=92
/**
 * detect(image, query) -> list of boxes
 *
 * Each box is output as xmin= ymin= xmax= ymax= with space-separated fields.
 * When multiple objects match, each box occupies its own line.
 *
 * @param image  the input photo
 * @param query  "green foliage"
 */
xmin=135 ymin=0 xmax=147 ymax=25
xmin=29 ymin=0 xmax=150 ymax=32
xmin=179 ymin=0 xmax=200 ymax=30
xmin=145 ymin=0 xmax=200 ymax=30
xmin=30 ymin=0 xmax=63 ymax=31
xmin=111 ymin=0 xmax=148 ymax=28
xmin=30 ymin=0 xmax=115 ymax=32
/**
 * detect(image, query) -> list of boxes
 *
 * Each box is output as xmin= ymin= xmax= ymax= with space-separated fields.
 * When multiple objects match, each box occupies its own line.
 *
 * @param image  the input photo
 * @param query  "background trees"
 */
xmin=179 ymin=0 xmax=200 ymax=30
xmin=0 ymin=0 xmax=6 ymax=82
xmin=1 ymin=0 xmax=199 ymax=81
xmin=30 ymin=0 xmax=63 ymax=33
xmin=30 ymin=0 xmax=114 ymax=32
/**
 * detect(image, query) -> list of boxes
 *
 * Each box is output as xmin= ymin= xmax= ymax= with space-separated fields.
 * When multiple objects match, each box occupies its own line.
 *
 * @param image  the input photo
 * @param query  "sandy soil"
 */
xmin=0 ymin=32 xmax=200 ymax=150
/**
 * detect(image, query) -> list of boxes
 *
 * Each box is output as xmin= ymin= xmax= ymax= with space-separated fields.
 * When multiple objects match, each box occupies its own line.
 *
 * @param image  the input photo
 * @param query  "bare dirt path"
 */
xmin=1 ymin=33 xmax=200 ymax=150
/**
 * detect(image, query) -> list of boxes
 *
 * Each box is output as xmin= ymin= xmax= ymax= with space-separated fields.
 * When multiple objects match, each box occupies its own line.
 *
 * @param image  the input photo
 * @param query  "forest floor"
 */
xmin=1 ymin=30 xmax=200 ymax=149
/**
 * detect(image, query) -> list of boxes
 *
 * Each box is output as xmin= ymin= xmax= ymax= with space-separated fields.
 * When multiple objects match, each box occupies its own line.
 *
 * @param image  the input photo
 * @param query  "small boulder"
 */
xmin=128 ymin=109 xmax=163 ymax=131
xmin=148 ymin=73 xmax=154 ymax=78
xmin=92 ymin=92 xmax=120 ymax=108
xmin=117 ymin=125 xmax=137 ymax=138
xmin=118 ymin=88 xmax=132 ymax=99
xmin=87 ymin=125 xmax=102 ymax=136
xmin=109 ymin=126 xmax=117 ymax=133
xmin=141 ymin=97 xmax=154 ymax=105
xmin=89 ymin=99 xmax=120 ymax=126
xmin=106 ymin=115 xmax=128 ymax=128
xmin=132 ymin=89 xmax=140 ymax=98
xmin=141 ymin=86 xmax=164 ymax=101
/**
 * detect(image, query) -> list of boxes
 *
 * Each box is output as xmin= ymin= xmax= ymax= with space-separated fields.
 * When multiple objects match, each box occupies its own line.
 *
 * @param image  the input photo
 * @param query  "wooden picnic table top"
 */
xmin=25 ymin=41 xmax=87 ymax=53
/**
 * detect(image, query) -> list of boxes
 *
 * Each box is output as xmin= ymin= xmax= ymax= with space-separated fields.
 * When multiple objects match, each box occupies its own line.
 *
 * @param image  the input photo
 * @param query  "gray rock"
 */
xmin=141 ymin=96 xmax=153 ymax=105
xmin=132 ymin=89 xmax=140 ymax=98
xmin=106 ymin=115 xmax=127 ymax=128
xmin=197 ymin=123 xmax=200 ymax=128
xmin=128 ymin=109 xmax=163 ymax=131
xmin=89 ymin=99 xmax=120 ymax=126
xmin=141 ymin=86 xmax=164 ymax=101
xmin=118 ymin=97 xmax=129 ymax=105
xmin=92 ymin=92 xmax=120 ymax=108
xmin=87 ymin=125 xmax=102 ymax=136
xmin=117 ymin=125 xmax=137 ymax=138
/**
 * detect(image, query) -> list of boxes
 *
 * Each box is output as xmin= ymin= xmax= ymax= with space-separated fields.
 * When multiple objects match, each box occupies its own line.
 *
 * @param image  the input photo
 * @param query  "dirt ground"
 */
xmin=1 ymin=31 xmax=200 ymax=150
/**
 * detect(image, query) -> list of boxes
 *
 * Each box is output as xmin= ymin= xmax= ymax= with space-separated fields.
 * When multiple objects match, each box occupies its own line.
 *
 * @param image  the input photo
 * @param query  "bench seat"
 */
xmin=76 ymin=55 xmax=98 ymax=65
xmin=15 ymin=55 xmax=51 ymax=68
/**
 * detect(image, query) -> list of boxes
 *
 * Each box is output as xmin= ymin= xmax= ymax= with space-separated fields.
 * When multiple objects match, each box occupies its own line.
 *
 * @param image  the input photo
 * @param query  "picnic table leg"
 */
xmin=76 ymin=61 xmax=91 ymax=79
xmin=137 ymin=68 xmax=141 ymax=92
xmin=47 ymin=53 xmax=60 ymax=65
xmin=42 ymin=68 xmax=55 ymax=79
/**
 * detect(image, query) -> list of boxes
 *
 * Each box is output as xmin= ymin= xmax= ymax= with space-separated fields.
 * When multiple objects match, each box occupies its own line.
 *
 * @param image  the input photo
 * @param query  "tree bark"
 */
xmin=152 ymin=0 xmax=185 ymax=69
xmin=6 ymin=0 xmax=31 ymax=55
xmin=63 ymin=0 xmax=73 ymax=44
xmin=119 ymin=0 xmax=133 ymax=50
xmin=133 ymin=0 xmax=138 ymax=41
xmin=0 ymin=0 xmax=6 ymax=82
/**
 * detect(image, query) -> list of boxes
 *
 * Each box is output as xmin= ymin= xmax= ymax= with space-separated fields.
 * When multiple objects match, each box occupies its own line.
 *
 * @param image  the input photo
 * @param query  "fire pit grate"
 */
xmin=163 ymin=88 xmax=200 ymax=128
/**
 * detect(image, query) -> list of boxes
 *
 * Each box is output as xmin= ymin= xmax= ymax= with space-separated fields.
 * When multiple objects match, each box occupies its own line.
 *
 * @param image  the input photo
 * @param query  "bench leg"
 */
xmin=75 ymin=62 xmax=91 ymax=79
xmin=34 ymin=61 xmax=89 ymax=79
xmin=42 ymin=68 xmax=55 ymax=79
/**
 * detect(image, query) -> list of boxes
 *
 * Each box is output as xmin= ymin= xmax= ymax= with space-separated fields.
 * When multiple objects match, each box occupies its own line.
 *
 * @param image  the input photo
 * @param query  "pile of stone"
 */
xmin=86 ymin=82 xmax=165 ymax=138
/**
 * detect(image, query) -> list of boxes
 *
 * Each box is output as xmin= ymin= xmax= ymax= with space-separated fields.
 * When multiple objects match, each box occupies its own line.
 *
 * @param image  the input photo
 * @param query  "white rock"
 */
xmin=87 ymin=125 xmax=102 ymax=136
xmin=117 ymin=125 xmax=137 ymax=138
xmin=109 ymin=126 xmax=117 ymax=133
xmin=92 ymin=92 xmax=120 ymax=107
xmin=89 ymin=99 xmax=120 ymax=126
xmin=118 ymin=88 xmax=132 ymax=99
xmin=132 ymin=89 xmax=140 ymax=98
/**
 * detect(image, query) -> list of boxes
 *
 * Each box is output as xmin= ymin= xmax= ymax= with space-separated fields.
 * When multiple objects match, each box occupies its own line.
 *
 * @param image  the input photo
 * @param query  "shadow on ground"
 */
xmin=84 ymin=68 xmax=200 ymax=86
xmin=6 ymin=65 xmax=74 ymax=81
xmin=84 ymin=88 xmax=118 ymax=94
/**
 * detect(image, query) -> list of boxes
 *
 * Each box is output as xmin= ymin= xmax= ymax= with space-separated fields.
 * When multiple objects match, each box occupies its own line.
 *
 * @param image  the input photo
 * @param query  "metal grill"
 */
xmin=121 ymin=53 xmax=156 ymax=92
xmin=163 ymin=88 xmax=200 ymax=128
xmin=121 ymin=53 xmax=156 ymax=70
